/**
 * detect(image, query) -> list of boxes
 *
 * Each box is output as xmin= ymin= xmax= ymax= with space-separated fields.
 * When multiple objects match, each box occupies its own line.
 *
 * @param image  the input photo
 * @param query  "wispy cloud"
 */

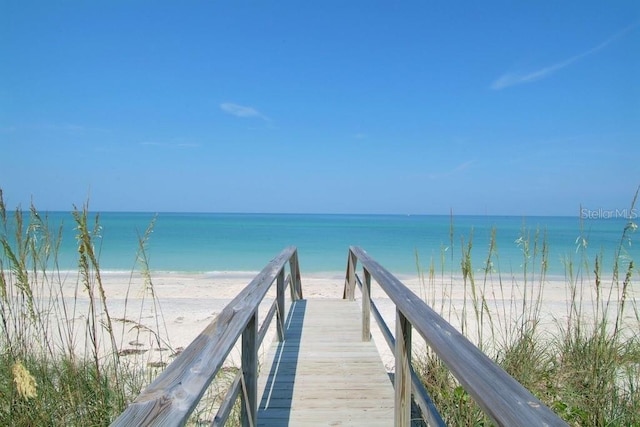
xmin=220 ymin=102 xmax=270 ymax=121
xmin=428 ymin=159 xmax=476 ymax=180
xmin=140 ymin=141 xmax=201 ymax=148
xmin=491 ymin=22 xmax=638 ymax=90
xmin=452 ymin=159 xmax=475 ymax=173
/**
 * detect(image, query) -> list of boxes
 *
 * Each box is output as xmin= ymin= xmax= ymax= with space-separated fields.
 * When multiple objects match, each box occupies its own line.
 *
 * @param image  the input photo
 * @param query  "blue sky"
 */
xmin=1 ymin=1 xmax=638 ymax=215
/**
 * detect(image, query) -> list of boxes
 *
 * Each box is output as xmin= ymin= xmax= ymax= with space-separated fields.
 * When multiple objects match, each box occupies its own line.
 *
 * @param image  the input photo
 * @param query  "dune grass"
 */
xmin=414 ymin=193 xmax=640 ymax=426
xmin=0 ymin=192 xmax=173 ymax=425
xmin=0 ymin=192 xmax=241 ymax=426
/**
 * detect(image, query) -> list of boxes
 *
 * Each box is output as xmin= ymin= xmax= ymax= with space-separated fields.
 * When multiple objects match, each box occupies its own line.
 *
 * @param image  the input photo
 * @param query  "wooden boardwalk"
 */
xmin=257 ymin=299 xmax=395 ymax=426
xmin=112 ymin=247 xmax=566 ymax=427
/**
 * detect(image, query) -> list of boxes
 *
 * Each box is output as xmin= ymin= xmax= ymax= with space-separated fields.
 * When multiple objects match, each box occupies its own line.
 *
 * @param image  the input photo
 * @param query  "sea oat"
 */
xmin=12 ymin=360 xmax=37 ymax=400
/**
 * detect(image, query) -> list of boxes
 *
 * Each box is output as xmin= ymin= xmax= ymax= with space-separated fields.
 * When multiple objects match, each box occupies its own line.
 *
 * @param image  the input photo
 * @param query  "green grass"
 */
xmin=414 ymin=190 xmax=640 ymax=426
xmin=0 ymin=192 xmax=172 ymax=425
xmin=0 ymin=191 xmax=241 ymax=426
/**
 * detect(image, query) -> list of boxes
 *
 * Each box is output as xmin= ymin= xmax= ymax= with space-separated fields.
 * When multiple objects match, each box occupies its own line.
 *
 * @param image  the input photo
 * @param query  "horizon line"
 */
xmin=16 ymin=209 xmax=605 ymax=219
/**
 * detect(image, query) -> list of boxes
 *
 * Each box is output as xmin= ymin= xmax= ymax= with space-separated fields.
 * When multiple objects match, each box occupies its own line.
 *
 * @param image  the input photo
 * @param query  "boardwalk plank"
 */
xmin=257 ymin=299 xmax=395 ymax=426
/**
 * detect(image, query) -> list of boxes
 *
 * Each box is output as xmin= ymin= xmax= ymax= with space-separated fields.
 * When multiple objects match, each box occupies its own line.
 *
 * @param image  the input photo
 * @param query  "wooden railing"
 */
xmin=111 ymin=246 xmax=302 ymax=427
xmin=343 ymin=246 xmax=567 ymax=427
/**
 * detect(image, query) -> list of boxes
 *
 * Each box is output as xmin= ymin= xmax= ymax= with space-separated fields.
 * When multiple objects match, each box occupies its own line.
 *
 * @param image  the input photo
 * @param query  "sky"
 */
xmin=1 ymin=1 xmax=639 ymax=215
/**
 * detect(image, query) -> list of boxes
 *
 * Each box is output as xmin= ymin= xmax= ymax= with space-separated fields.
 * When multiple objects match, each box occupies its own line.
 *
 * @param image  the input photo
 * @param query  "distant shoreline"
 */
xmin=54 ymin=269 xmax=605 ymax=287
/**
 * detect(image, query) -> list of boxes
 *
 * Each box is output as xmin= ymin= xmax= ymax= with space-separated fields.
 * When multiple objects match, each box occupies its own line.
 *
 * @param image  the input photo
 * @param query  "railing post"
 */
xmin=344 ymin=249 xmax=357 ymax=300
xmin=395 ymin=309 xmax=411 ymax=426
xmin=289 ymin=250 xmax=303 ymax=300
xmin=241 ymin=312 xmax=258 ymax=427
xmin=276 ymin=269 xmax=285 ymax=341
xmin=362 ymin=268 xmax=371 ymax=341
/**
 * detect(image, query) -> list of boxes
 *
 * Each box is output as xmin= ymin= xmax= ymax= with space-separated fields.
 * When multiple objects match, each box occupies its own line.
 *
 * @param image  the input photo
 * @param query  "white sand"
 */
xmin=2 ymin=263 xmax=621 ymax=377
xmin=54 ymin=269 xmax=636 ymax=372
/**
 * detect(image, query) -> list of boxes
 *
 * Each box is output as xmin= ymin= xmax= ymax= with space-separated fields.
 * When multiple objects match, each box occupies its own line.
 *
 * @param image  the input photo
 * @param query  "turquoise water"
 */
xmin=3 ymin=212 xmax=637 ymax=276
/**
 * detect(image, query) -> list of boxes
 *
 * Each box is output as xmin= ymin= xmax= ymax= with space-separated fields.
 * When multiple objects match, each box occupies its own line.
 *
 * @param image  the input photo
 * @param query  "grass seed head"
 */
xmin=12 ymin=360 xmax=37 ymax=400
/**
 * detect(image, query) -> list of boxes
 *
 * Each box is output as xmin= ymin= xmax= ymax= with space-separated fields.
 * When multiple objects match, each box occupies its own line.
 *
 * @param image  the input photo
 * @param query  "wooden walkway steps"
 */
xmin=112 ymin=247 xmax=567 ymax=426
xmin=257 ymin=298 xmax=395 ymax=426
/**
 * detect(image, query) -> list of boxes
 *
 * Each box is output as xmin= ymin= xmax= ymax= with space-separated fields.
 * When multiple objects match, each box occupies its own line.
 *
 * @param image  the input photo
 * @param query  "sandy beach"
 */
xmin=51 ymin=269 xmax=636 ymax=373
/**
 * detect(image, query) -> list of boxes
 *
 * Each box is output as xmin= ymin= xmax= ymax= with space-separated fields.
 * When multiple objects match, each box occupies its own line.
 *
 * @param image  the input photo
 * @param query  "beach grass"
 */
xmin=414 ymin=191 xmax=640 ymax=425
xmin=0 ymin=191 xmax=242 ymax=426
xmin=0 ymin=192 xmax=171 ymax=425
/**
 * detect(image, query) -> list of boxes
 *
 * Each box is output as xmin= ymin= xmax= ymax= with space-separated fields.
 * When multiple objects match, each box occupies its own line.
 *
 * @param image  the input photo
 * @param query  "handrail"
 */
xmin=351 ymin=271 xmax=445 ymax=427
xmin=112 ymin=246 xmax=302 ymax=427
xmin=344 ymin=246 xmax=567 ymax=427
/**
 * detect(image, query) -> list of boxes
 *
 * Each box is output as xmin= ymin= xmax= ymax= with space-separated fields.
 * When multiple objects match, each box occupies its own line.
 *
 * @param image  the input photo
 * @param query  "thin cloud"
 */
xmin=491 ymin=22 xmax=638 ymax=90
xmin=220 ymin=102 xmax=270 ymax=121
xmin=428 ymin=160 xmax=476 ymax=180
xmin=452 ymin=159 xmax=475 ymax=173
xmin=140 ymin=141 xmax=200 ymax=148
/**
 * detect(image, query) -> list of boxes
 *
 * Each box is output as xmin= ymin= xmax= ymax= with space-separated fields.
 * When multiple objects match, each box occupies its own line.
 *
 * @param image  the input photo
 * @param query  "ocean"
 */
xmin=3 ymin=212 xmax=637 ymax=277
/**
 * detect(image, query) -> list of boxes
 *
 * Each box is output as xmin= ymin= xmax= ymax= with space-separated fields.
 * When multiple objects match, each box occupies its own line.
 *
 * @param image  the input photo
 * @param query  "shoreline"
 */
xmin=54 ymin=268 xmax=606 ymax=283
xmin=20 ymin=268 xmax=636 ymax=371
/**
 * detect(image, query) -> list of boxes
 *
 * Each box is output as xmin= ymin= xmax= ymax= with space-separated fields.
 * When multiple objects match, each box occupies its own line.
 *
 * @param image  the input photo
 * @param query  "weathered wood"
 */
xmin=353 ymin=272 xmax=446 ymax=426
xmin=258 ymin=300 xmax=277 ymax=347
xmin=211 ymin=371 xmax=241 ymax=427
xmin=344 ymin=249 xmax=357 ymax=300
xmin=347 ymin=246 xmax=567 ymax=427
xmin=362 ymin=268 xmax=371 ymax=341
xmin=257 ymin=299 xmax=394 ymax=426
xmin=114 ymin=243 xmax=566 ymax=426
xmin=241 ymin=312 xmax=258 ymax=427
xmin=288 ymin=251 xmax=303 ymax=300
xmin=111 ymin=247 xmax=298 ymax=427
xmin=277 ymin=269 xmax=285 ymax=341
xmin=394 ymin=309 xmax=411 ymax=426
